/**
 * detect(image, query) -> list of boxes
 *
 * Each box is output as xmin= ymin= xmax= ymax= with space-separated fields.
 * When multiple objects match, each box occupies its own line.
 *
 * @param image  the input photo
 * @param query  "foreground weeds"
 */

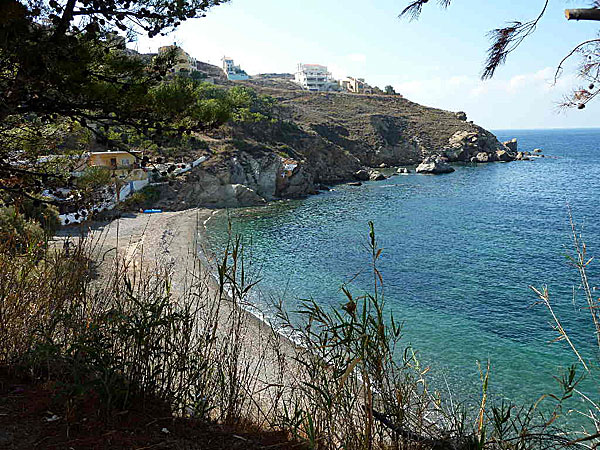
xmin=0 ymin=218 xmax=596 ymax=449
xmin=272 ymin=222 xmax=580 ymax=450
xmin=0 ymin=227 xmax=267 ymax=431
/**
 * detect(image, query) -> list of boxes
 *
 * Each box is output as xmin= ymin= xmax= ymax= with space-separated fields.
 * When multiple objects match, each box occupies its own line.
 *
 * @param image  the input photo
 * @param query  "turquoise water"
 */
xmin=206 ymin=128 xmax=600 ymax=409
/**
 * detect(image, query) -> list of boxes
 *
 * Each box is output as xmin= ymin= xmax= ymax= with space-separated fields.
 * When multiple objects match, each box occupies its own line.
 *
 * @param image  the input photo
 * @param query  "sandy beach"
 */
xmin=54 ymin=208 xmax=297 ymax=419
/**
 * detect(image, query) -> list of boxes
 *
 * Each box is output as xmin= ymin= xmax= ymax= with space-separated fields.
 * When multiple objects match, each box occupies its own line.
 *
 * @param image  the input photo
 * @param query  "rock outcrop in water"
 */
xmin=503 ymin=138 xmax=518 ymax=152
xmin=150 ymin=68 xmax=517 ymax=209
xmin=416 ymin=156 xmax=455 ymax=174
xmin=354 ymin=169 xmax=370 ymax=181
xmin=369 ymin=170 xmax=387 ymax=181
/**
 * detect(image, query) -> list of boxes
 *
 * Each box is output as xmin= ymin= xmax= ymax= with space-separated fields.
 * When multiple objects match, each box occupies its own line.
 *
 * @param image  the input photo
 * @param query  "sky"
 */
xmin=131 ymin=0 xmax=600 ymax=130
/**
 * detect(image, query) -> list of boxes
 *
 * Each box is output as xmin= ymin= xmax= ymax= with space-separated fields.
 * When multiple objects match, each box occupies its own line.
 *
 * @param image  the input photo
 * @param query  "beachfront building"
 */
xmin=294 ymin=63 xmax=337 ymax=92
xmin=221 ymin=56 xmax=249 ymax=81
xmin=339 ymin=76 xmax=373 ymax=94
xmin=158 ymin=45 xmax=197 ymax=75
xmin=89 ymin=151 xmax=140 ymax=169
xmin=87 ymin=151 xmax=149 ymax=181
xmin=87 ymin=151 xmax=149 ymax=205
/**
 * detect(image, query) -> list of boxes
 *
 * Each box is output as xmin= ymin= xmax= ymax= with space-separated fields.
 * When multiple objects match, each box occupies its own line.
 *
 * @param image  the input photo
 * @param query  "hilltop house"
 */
xmin=158 ymin=45 xmax=197 ymax=75
xmin=339 ymin=76 xmax=373 ymax=94
xmin=221 ymin=56 xmax=249 ymax=81
xmin=294 ymin=64 xmax=337 ymax=92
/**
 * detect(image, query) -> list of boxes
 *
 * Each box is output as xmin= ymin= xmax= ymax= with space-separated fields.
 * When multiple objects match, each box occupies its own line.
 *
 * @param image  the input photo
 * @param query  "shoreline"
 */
xmin=55 ymin=208 xmax=299 ymax=409
xmin=55 ymin=207 xmax=292 ymax=340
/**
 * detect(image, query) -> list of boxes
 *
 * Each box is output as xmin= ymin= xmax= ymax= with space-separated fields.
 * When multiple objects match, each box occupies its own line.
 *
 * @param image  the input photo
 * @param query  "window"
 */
xmin=121 ymin=159 xmax=131 ymax=166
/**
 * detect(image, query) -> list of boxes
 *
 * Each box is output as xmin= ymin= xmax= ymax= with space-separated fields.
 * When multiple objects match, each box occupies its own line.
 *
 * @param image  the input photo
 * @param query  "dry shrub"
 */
xmin=0 ymin=218 xmax=590 ymax=450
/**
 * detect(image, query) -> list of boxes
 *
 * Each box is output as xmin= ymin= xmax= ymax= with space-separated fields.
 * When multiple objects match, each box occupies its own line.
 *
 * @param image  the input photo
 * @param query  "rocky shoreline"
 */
xmin=150 ymin=127 xmax=527 ymax=210
xmin=133 ymin=81 xmax=541 ymax=210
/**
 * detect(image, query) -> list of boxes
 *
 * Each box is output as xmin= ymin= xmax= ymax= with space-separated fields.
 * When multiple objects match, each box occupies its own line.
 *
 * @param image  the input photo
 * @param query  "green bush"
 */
xmin=0 ymin=230 xmax=256 ymax=420
xmin=0 ymin=206 xmax=46 ymax=256
xmin=21 ymin=199 xmax=60 ymax=235
xmin=76 ymin=166 xmax=113 ymax=190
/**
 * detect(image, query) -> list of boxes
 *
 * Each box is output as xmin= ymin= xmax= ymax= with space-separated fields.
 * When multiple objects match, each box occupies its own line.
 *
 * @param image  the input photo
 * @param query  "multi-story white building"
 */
xmin=294 ymin=63 xmax=336 ymax=91
xmin=221 ymin=56 xmax=249 ymax=81
xmin=222 ymin=56 xmax=235 ymax=73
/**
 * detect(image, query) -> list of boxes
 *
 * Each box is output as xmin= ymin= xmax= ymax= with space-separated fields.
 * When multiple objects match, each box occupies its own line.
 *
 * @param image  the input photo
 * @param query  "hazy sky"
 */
xmin=133 ymin=0 xmax=599 ymax=130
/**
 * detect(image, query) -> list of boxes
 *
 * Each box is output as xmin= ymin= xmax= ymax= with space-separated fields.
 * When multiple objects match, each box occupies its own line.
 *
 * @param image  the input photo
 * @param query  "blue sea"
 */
xmin=206 ymin=128 xmax=600 ymax=412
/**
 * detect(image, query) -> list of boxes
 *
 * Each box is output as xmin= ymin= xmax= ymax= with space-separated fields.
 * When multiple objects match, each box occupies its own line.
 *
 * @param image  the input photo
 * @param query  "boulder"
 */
xmin=533 ymin=148 xmax=543 ymax=153
xmin=369 ymin=170 xmax=387 ymax=181
xmin=354 ymin=169 xmax=370 ymax=181
xmin=495 ymin=150 xmax=514 ymax=162
xmin=503 ymin=138 xmax=518 ymax=152
xmin=379 ymin=163 xmax=387 ymax=168
xmin=230 ymin=184 xmax=267 ymax=206
xmin=316 ymin=184 xmax=331 ymax=191
xmin=455 ymin=111 xmax=467 ymax=121
xmin=397 ymin=167 xmax=410 ymax=174
xmin=348 ymin=181 xmax=362 ymax=186
xmin=278 ymin=165 xmax=314 ymax=198
xmin=446 ymin=130 xmax=479 ymax=161
xmin=229 ymin=153 xmax=291 ymax=200
xmin=473 ymin=152 xmax=490 ymax=163
xmin=416 ymin=155 xmax=455 ymax=174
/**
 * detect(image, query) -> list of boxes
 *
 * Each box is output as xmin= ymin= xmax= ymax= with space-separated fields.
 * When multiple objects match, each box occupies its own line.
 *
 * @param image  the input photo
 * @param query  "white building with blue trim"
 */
xmin=221 ymin=56 xmax=249 ymax=81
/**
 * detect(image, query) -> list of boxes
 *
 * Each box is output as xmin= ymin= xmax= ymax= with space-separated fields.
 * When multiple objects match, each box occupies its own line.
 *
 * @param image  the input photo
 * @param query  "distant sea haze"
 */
xmin=207 ymin=128 xmax=600 ymax=413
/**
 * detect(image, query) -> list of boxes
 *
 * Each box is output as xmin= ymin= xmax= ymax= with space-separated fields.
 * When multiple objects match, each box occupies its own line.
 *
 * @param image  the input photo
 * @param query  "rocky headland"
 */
xmin=151 ymin=72 xmax=520 ymax=210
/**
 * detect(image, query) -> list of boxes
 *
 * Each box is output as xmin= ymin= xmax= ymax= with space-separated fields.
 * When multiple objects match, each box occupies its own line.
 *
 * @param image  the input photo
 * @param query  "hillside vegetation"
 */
xmin=151 ymin=68 xmax=508 ymax=210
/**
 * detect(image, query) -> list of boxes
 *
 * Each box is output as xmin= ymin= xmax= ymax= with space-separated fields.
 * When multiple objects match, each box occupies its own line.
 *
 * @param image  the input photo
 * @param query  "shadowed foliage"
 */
xmin=0 ymin=0 xmax=230 ymax=206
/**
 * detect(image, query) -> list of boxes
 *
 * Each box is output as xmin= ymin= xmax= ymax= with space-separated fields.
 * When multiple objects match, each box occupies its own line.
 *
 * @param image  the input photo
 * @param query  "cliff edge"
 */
xmin=152 ymin=74 xmax=513 ymax=209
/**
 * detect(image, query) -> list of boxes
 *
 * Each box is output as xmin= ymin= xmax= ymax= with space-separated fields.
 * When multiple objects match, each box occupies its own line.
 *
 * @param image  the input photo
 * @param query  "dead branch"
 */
xmin=565 ymin=8 xmax=600 ymax=21
xmin=554 ymin=39 xmax=600 ymax=83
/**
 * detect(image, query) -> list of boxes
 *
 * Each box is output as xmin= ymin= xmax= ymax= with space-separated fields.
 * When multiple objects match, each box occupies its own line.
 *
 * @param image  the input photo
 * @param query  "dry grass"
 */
xmin=0 ymin=218 xmax=594 ymax=449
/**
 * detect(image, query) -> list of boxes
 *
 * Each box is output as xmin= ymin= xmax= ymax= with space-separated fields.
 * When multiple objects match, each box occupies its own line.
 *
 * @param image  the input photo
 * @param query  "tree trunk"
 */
xmin=565 ymin=8 xmax=600 ymax=21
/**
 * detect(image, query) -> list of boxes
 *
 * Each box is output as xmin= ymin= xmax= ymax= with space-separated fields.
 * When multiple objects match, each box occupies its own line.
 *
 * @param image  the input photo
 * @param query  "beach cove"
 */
xmin=49 ymin=128 xmax=600 ymax=434
xmin=205 ymin=128 xmax=600 ymax=410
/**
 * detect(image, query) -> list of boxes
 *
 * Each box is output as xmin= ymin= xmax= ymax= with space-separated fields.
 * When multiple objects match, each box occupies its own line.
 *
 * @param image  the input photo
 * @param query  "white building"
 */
xmin=221 ymin=56 xmax=249 ymax=81
xmin=222 ymin=56 xmax=235 ymax=73
xmin=294 ymin=63 xmax=336 ymax=92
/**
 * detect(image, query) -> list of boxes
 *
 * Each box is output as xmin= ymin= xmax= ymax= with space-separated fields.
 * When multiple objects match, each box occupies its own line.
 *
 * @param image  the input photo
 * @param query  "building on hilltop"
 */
xmin=293 ymin=63 xmax=337 ymax=92
xmin=339 ymin=76 xmax=373 ymax=94
xmin=158 ymin=45 xmax=197 ymax=75
xmin=221 ymin=56 xmax=249 ymax=81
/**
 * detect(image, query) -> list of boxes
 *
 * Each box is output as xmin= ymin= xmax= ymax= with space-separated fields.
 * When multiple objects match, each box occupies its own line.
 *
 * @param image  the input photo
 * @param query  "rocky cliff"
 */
xmin=153 ymin=75 xmax=514 ymax=210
